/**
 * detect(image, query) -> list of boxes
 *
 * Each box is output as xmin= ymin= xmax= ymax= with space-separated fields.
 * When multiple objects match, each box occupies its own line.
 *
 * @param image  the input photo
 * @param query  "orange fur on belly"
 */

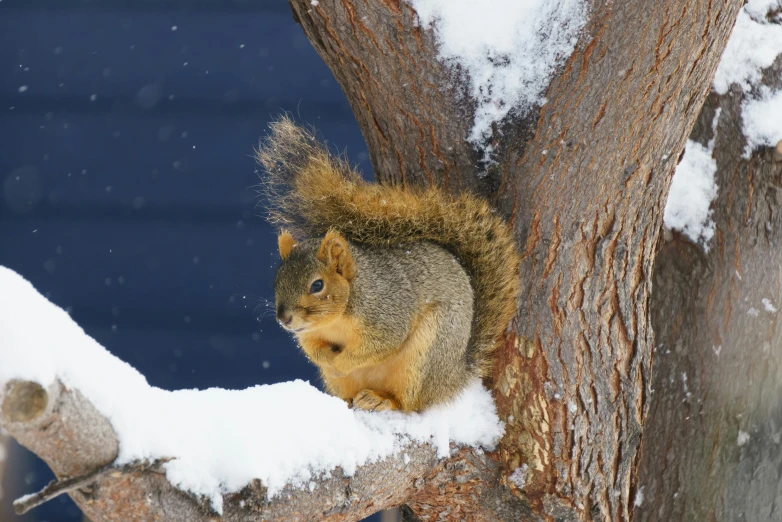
xmin=298 ymin=307 xmax=438 ymax=411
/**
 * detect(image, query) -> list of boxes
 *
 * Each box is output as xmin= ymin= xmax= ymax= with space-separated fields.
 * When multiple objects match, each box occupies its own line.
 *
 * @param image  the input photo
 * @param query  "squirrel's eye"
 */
xmin=309 ymin=279 xmax=324 ymax=294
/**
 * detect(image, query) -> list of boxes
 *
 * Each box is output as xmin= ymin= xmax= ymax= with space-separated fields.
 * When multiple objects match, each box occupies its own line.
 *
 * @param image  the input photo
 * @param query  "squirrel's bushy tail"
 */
xmin=256 ymin=117 xmax=519 ymax=377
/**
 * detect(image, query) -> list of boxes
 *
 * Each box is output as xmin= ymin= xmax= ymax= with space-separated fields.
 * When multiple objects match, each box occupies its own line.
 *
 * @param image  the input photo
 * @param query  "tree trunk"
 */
xmin=0 ymin=1 xmax=750 ymax=520
xmin=291 ymin=0 xmax=741 ymax=519
xmin=635 ymin=57 xmax=782 ymax=521
xmin=0 ymin=428 xmax=8 ymax=504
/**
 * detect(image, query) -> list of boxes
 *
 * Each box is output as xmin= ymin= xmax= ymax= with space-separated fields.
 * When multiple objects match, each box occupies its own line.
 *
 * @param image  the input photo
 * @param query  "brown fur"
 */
xmin=317 ymin=303 xmax=439 ymax=411
xmin=277 ymin=230 xmax=296 ymax=260
xmin=316 ymin=230 xmax=356 ymax=280
xmin=258 ymin=118 xmax=520 ymax=410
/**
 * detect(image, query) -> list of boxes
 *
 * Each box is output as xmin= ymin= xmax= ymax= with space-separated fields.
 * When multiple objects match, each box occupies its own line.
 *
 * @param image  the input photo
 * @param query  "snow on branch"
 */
xmin=0 ymin=266 xmax=504 ymax=520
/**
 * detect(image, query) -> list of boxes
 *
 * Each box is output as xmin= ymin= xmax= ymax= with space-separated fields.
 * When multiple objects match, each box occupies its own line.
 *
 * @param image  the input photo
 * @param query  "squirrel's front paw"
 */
xmin=352 ymin=389 xmax=400 ymax=412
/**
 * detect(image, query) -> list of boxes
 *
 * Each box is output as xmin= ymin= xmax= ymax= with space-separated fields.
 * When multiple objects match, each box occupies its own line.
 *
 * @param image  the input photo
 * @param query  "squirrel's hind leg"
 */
xmin=351 ymin=389 xmax=401 ymax=412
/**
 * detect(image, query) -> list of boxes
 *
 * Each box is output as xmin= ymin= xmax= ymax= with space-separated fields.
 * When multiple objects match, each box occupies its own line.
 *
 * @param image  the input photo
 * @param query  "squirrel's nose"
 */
xmin=276 ymin=305 xmax=293 ymax=326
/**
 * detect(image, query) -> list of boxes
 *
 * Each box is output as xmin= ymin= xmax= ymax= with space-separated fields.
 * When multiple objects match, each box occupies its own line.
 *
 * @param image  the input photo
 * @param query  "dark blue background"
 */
xmin=0 ymin=1 xmax=377 ymax=520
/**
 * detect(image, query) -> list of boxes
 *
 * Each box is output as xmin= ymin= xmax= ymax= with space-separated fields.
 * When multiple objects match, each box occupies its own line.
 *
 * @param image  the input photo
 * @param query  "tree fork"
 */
xmin=289 ymin=0 xmax=742 ymax=519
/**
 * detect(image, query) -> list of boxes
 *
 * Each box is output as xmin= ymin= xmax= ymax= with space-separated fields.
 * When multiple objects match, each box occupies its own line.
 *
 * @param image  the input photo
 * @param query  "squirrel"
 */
xmin=256 ymin=117 xmax=519 ymax=412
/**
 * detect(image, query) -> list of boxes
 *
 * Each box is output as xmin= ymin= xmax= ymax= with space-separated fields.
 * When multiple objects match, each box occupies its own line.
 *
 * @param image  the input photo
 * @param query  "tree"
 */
xmin=635 ymin=57 xmax=782 ymax=521
xmin=5 ymin=0 xmax=777 ymax=520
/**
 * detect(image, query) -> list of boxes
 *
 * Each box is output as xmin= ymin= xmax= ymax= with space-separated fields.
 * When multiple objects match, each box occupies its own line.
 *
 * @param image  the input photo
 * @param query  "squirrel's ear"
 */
xmin=317 ymin=230 xmax=356 ymax=280
xmin=278 ymin=230 xmax=296 ymax=260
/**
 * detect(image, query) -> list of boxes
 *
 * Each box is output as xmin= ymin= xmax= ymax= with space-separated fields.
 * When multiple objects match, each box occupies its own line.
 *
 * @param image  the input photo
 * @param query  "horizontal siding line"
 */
xmin=66 ymin=305 xmax=279 ymax=334
xmin=0 ymin=0 xmax=291 ymax=13
xmin=0 ymin=202 xmax=269 ymax=225
xmin=1 ymin=97 xmax=356 ymax=120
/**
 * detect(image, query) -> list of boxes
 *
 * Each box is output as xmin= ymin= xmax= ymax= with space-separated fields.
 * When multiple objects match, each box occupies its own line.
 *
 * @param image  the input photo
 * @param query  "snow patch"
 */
xmin=762 ymin=297 xmax=778 ymax=313
xmin=508 ymin=463 xmax=529 ymax=489
xmin=715 ymin=2 xmax=782 ymax=156
xmin=713 ymin=9 xmax=782 ymax=95
xmin=407 ymin=0 xmax=588 ymax=150
xmin=0 ymin=266 xmax=504 ymax=513
xmin=737 ymin=430 xmax=751 ymax=446
xmin=745 ymin=0 xmax=782 ymax=22
xmin=742 ymin=88 xmax=782 ymax=155
xmin=634 ymin=486 xmax=645 ymax=507
xmin=663 ymin=141 xmax=718 ymax=247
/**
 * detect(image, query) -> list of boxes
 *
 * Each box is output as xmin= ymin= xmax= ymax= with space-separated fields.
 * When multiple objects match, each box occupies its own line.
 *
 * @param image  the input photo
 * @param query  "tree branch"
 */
xmin=0 ymin=378 xmax=498 ymax=521
xmin=13 ymin=458 xmax=171 ymax=515
xmin=290 ymin=0 xmax=488 ymax=195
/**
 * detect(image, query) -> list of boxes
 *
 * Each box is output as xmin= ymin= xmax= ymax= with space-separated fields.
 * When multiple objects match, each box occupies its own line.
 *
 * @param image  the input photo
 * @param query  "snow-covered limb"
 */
xmin=0 ymin=267 xmax=504 ymax=520
xmin=0 ymin=377 xmax=503 ymax=521
xmin=1 ymin=379 xmax=206 ymax=520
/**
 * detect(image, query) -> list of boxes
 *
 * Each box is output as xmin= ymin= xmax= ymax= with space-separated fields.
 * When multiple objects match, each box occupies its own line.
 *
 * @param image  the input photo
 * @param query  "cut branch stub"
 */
xmin=1 ymin=380 xmax=119 ymax=478
xmin=2 ymin=380 xmax=47 ymax=423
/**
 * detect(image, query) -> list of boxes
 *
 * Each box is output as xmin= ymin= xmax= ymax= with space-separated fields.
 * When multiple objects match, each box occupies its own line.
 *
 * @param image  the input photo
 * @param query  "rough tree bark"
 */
xmin=0 ymin=0 xmax=748 ymax=521
xmin=635 ymin=57 xmax=782 ymax=521
xmin=292 ymin=0 xmax=742 ymax=519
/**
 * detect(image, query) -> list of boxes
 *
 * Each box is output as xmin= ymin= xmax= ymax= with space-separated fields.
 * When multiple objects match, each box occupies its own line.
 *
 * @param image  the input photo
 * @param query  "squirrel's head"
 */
xmin=274 ymin=229 xmax=356 ymax=334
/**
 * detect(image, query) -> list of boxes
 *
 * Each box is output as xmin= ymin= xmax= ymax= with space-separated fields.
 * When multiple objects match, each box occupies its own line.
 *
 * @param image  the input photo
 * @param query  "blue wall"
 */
xmin=0 ymin=1 xmax=375 ymax=520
